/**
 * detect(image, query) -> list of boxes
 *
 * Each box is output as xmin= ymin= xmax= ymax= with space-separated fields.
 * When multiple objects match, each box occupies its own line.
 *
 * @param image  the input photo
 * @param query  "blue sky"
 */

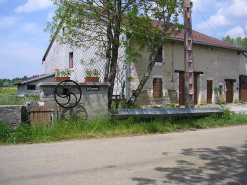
xmin=0 ymin=0 xmax=247 ymax=79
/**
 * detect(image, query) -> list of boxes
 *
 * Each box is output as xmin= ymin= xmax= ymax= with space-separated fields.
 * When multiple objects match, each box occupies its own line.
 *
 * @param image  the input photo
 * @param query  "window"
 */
xmin=27 ymin=85 xmax=36 ymax=90
xmin=62 ymin=28 xmax=65 ymax=36
xmin=69 ymin=52 xmax=73 ymax=68
xmin=155 ymin=47 xmax=163 ymax=63
xmin=153 ymin=78 xmax=162 ymax=98
xmin=219 ymin=85 xmax=223 ymax=94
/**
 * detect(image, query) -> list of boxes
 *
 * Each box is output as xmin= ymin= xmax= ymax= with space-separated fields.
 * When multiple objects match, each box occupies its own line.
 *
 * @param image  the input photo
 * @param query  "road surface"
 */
xmin=0 ymin=125 xmax=247 ymax=185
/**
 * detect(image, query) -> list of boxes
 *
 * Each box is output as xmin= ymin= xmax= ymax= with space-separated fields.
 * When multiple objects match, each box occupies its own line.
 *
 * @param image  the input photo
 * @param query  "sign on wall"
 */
xmin=86 ymin=86 xmax=99 ymax=91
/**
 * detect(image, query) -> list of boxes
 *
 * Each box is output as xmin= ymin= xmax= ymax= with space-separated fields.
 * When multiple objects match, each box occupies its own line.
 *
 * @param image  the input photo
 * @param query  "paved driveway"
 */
xmin=0 ymin=125 xmax=247 ymax=185
xmin=224 ymin=103 xmax=247 ymax=114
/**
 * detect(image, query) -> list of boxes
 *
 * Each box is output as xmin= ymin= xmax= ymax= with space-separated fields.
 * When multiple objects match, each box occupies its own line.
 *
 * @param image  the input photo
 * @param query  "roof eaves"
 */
xmin=14 ymin=73 xmax=55 ymax=85
xmin=42 ymin=39 xmax=55 ymax=63
xmin=167 ymin=36 xmax=247 ymax=52
xmin=21 ymin=73 xmax=55 ymax=84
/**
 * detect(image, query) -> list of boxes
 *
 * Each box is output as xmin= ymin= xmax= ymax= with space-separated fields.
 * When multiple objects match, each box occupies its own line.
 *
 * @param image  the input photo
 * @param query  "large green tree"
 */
xmin=125 ymin=0 xmax=183 ymax=106
xmin=46 ymin=0 xmax=145 ymax=108
xmin=46 ymin=0 xmax=183 ymax=108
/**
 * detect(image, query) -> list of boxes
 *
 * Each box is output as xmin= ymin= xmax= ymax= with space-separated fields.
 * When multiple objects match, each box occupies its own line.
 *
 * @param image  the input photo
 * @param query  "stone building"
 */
xmin=127 ymin=29 xmax=247 ymax=106
xmin=14 ymin=74 xmax=54 ymax=94
xmin=42 ymin=23 xmax=247 ymax=107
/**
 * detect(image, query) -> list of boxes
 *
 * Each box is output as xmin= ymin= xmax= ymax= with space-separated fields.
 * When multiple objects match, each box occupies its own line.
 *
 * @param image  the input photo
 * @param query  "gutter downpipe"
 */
xmin=125 ymin=34 xmax=130 ymax=100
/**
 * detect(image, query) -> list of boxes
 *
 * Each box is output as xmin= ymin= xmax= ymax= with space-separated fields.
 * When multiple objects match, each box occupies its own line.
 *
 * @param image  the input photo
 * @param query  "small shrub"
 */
xmin=0 ymin=121 xmax=12 ymax=143
xmin=220 ymin=109 xmax=231 ymax=120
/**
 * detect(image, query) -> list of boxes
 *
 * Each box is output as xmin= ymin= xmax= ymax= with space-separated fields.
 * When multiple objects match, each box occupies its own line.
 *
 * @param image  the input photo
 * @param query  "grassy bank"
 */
xmin=1 ymin=109 xmax=247 ymax=145
xmin=0 ymin=87 xmax=39 ymax=105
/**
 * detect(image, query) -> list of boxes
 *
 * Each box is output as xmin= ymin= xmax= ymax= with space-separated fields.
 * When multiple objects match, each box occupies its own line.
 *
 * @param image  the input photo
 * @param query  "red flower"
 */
xmin=56 ymin=69 xmax=59 ymax=71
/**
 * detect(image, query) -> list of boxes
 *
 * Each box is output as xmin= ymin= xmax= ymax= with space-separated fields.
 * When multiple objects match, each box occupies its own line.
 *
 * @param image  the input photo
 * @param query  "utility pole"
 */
xmin=183 ymin=0 xmax=194 ymax=108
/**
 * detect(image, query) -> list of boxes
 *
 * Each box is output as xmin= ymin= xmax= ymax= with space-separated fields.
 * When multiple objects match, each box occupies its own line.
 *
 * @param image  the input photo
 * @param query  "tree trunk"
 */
xmin=107 ymin=0 xmax=121 ymax=109
xmin=127 ymin=52 xmax=157 ymax=107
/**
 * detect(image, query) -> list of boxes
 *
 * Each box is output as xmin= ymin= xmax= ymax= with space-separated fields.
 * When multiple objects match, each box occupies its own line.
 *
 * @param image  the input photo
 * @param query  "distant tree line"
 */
xmin=222 ymin=28 xmax=247 ymax=49
xmin=0 ymin=76 xmax=36 ymax=87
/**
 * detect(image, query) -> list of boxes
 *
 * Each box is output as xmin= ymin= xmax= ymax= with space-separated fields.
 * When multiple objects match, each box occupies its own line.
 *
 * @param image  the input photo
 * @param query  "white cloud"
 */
xmin=15 ymin=0 xmax=54 ymax=13
xmin=196 ymin=9 xmax=231 ymax=30
xmin=218 ymin=25 xmax=247 ymax=39
xmin=194 ymin=0 xmax=247 ymax=38
xmin=0 ymin=16 xmax=22 ymax=28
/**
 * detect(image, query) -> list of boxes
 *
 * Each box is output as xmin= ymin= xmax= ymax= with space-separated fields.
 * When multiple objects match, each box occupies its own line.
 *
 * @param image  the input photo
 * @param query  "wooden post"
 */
xmin=184 ymin=0 xmax=194 ymax=107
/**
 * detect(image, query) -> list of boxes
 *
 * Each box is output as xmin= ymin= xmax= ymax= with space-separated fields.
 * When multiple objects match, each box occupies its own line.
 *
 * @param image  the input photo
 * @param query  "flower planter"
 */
xmin=54 ymin=77 xmax=70 ymax=82
xmin=84 ymin=77 xmax=100 ymax=82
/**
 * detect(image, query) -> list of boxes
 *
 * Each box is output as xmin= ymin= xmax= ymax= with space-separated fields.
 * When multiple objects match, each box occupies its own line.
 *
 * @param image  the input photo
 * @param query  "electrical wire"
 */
xmin=194 ymin=4 xmax=217 ymax=36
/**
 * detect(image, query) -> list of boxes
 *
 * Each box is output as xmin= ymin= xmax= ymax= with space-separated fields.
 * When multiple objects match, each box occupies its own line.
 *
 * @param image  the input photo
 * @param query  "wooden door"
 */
xmin=179 ymin=73 xmax=198 ymax=105
xmin=29 ymin=107 xmax=53 ymax=125
xmin=240 ymin=75 xmax=247 ymax=102
xmin=153 ymin=78 xmax=162 ymax=98
xmin=179 ymin=73 xmax=185 ymax=105
xmin=207 ymin=80 xmax=212 ymax=104
xmin=226 ymin=81 xmax=233 ymax=103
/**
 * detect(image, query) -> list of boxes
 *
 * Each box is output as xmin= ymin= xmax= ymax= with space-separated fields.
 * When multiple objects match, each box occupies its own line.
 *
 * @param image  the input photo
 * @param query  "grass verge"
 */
xmin=1 ymin=109 xmax=247 ymax=145
xmin=0 ymin=87 xmax=39 ymax=105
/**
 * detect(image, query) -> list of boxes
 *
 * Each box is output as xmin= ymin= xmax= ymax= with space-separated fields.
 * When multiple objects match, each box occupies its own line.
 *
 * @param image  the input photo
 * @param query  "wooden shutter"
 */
xmin=155 ymin=47 xmax=163 ymax=62
xmin=153 ymin=78 xmax=162 ymax=98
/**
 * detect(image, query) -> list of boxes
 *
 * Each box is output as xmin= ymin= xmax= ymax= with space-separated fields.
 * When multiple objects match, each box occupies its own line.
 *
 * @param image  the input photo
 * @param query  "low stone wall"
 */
xmin=39 ymin=82 xmax=110 ymax=120
xmin=0 ymin=82 xmax=110 ymax=127
xmin=0 ymin=105 xmax=25 ymax=127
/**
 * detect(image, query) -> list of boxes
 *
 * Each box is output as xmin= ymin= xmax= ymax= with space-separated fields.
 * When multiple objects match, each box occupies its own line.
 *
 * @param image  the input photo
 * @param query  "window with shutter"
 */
xmin=155 ymin=47 xmax=163 ymax=63
xmin=153 ymin=78 xmax=162 ymax=98
xmin=69 ymin=52 xmax=73 ymax=68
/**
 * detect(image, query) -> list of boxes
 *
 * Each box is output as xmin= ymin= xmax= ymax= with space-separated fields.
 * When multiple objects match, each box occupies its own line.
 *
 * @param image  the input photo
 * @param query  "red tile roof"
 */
xmin=151 ymin=19 xmax=246 ymax=51
xmin=14 ymin=74 xmax=54 ymax=85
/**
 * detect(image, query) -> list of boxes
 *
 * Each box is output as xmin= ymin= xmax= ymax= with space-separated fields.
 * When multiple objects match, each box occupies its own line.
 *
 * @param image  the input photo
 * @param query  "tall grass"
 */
xmin=0 ymin=87 xmax=39 ymax=105
xmin=1 ymin=110 xmax=247 ymax=145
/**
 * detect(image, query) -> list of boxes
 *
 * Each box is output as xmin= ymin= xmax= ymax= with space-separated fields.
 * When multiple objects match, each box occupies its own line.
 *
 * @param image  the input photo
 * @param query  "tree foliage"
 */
xmin=222 ymin=32 xmax=247 ymax=49
xmin=46 ymin=0 xmax=184 ymax=108
xmin=125 ymin=0 xmax=183 ymax=106
xmin=0 ymin=76 xmax=28 ymax=87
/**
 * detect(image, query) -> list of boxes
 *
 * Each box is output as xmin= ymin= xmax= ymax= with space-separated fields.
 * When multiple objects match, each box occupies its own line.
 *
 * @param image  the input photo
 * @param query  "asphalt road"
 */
xmin=0 ymin=125 xmax=247 ymax=185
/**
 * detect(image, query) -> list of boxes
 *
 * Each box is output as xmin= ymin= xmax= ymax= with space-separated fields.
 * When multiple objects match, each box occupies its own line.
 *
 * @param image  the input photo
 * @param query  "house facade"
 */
xmin=42 ymin=26 xmax=247 ymax=106
xmin=127 ymin=30 xmax=247 ymax=106
xmin=42 ymin=34 xmax=126 ymax=95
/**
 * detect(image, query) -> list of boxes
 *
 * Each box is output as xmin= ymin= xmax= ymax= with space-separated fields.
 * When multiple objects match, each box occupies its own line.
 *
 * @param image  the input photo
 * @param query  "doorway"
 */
xmin=226 ymin=81 xmax=233 ymax=103
xmin=207 ymin=80 xmax=212 ymax=104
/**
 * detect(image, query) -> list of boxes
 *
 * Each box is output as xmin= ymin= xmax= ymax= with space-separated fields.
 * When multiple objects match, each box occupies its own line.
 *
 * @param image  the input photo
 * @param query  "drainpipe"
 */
xmin=125 ymin=34 xmax=131 ymax=100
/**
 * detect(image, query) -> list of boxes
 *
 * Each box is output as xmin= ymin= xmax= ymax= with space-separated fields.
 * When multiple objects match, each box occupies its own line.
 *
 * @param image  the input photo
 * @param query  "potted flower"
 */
xmin=85 ymin=69 xmax=100 ymax=82
xmin=54 ymin=68 xmax=74 ymax=82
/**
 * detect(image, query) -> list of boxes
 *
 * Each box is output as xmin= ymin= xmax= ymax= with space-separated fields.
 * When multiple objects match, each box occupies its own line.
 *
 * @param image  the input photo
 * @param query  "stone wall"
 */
xmin=129 ymin=42 xmax=240 ymax=106
xmin=0 ymin=82 xmax=110 ymax=127
xmin=0 ymin=105 xmax=25 ymax=127
xmin=39 ymin=82 xmax=110 ymax=120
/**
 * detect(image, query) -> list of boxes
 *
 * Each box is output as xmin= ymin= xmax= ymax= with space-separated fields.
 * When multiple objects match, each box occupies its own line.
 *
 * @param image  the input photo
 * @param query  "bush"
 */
xmin=0 ymin=121 xmax=12 ymax=143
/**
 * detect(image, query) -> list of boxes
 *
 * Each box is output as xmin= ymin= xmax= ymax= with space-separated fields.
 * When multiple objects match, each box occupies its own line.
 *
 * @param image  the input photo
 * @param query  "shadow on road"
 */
xmin=133 ymin=141 xmax=247 ymax=184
